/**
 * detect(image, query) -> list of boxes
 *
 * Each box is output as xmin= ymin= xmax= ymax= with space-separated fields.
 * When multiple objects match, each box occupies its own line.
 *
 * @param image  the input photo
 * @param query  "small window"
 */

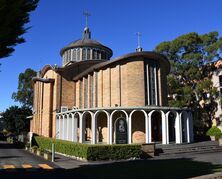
xmin=73 ymin=49 xmax=76 ymax=61
xmin=77 ymin=48 xmax=80 ymax=61
xmin=93 ymin=49 xmax=96 ymax=59
xmin=82 ymin=48 xmax=86 ymax=60
xmin=87 ymin=49 xmax=90 ymax=59
xmin=219 ymin=75 xmax=222 ymax=87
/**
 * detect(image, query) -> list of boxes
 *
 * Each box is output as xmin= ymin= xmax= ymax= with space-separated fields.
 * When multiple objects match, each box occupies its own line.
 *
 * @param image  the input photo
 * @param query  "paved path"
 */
xmin=53 ymin=149 xmax=222 ymax=169
xmin=153 ymin=151 xmax=222 ymax=165
xmin=0 ymin=141 xmax=57 ymax=170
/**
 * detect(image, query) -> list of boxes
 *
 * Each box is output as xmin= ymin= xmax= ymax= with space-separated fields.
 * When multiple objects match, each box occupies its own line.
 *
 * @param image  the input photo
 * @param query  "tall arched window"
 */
xmin=144 ymin=60 xmax=159 ymax=106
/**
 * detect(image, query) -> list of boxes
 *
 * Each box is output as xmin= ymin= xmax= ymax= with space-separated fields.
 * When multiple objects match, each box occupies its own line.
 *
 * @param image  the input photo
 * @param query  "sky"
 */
xmin=0 ymin=0 xmax=222 ymax=111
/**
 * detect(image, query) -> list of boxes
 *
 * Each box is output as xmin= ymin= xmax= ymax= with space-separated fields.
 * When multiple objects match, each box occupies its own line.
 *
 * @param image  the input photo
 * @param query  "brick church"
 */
xmin=31 ymin=20 xmax=193 ymax=145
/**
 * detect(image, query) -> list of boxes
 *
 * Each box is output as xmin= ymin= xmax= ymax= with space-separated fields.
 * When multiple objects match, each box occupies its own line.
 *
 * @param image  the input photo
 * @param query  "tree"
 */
xmin=12 ymin=68 xmax=36 ymax=108
xmin=2 ymin=106 xmax=31 ymax=134
xmin=0 ymin=0 xmax=39 ymax=58
xmin=155 ymin=31 xmax=222 ymax=138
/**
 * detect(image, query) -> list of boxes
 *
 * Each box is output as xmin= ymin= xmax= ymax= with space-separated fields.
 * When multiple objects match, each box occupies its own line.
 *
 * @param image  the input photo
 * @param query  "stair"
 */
xmin=155 ymin=141 xmax=222 ymax=156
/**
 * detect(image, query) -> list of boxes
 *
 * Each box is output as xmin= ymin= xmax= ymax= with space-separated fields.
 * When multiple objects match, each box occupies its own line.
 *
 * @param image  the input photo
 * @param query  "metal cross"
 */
xmin=83 ymin=11 xmax=91 ymax=27
xmin=136 ymin=32 xmax=141 ymax=48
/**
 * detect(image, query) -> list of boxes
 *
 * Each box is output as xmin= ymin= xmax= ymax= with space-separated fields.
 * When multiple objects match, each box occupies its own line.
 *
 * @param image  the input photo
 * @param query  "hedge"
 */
xmin=206 ymin=126 xmax=222 ymax=140
xmin=33 ymin=136 xmax=142 ymax=160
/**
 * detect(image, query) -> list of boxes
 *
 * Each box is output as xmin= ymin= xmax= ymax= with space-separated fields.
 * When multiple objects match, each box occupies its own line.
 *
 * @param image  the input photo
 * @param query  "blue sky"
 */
xmin=0 ymin=0 xmax=222 ymax=111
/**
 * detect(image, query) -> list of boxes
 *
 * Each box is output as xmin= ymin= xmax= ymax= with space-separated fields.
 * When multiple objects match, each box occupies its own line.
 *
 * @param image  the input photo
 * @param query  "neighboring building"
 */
xmin=31 ymin=24 xmax=193 ymax=145
xmin=212 ymin=59 xmax=222 ymax=127
xmin=0 ymin=112 xmax=3 ymax=131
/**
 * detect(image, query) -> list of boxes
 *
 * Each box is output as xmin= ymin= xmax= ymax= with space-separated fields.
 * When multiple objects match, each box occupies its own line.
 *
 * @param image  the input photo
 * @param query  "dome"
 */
xmin=60 ymin=27 xmax=113 ymax=66
xmin=60 ymin=38 xmax=113 ymax=56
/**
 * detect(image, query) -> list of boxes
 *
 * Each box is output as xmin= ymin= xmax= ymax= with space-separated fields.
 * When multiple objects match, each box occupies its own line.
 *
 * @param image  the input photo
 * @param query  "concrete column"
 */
xmin=109 ymin=114 xmax=113 ymax=144
xmin=189 ymin=112 xmax=194 ymax=142
xmin=128 ymin=115 xmax=132 ymax=144
xmin=92 ymin=114 xmax=96 ymax=144
xmin=59 ymin=116 xmax=63 ymax=139
xmin=73 ymin=115 xmax=78 ymax=142
xmin=68 ymin=115 xmax=72 ymax=141
xmin=56 ymin=116 xmax=59 ymax=139
xmin=66 ymin=115 xmax=69 ymax=140
xmin=145 ymin=112 xmax=149 ymax=143
xmin=175 ymin=112 xmax=182 ymax=144
xmin=71 ymin=114 xmax=74 ymax=142
xmin=79 ymin=115 xmax=84 ymax=143
xmin=148 ymin=111 xmax=152 ymax=143
xmin=161 ymin=111 xmax=167 ymax=144
xmin=165 ymin=112 xmax=170 ymax=144
xmin=107 ymin=115 xmax=110 ymax=144
xmin=62 ymin=115 xmax=65 ymax=140
xmin=186 ymin=113 xmax=190 ymax=143
xmin=182 ymin=112 xmax=188 ymax=143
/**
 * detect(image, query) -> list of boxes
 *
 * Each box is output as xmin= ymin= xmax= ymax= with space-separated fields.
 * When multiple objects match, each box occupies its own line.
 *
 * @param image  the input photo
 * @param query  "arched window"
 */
xmin=87 ymin=48 xmax=90 ymax=59
xmin=144 ymin=60 xmax=159 ymax=106
xmin=82 ymin=48 xmax=86 ymax=60
xmin=77 ymin=48 xmax=80 ymax=61
xmin=93 ymin=49 xmax=96 ymax=59
xmin=73 ymin=49 xmax=76 ymax=61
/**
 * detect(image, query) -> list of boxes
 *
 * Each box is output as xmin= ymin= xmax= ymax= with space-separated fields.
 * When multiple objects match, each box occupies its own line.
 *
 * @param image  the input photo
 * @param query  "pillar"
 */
xmin=79 ymin=114 xmax=84 ymax=143
xmin=71 ymin=114 xmax=74 ymax=142
xmin=128 ymin=115 xmax=132 ymax=144
xmin=73 ymin=114 xmax=78 ymax=142
xmin=188 ymin=112 xmax=192 ymax=143
xmin=109 ymin=115 xmax=112 ymax=144
xmin=187 ymin=111 xmax=194 ymax=143
xmin=161 ymin=111 xmax=167 ymax=144
xmin=92 ymin=114 xmax=96 ymax=144
xmin=107 ymin=115 xmax=110 ymax=144
xmin=165 ymin=111 xmax=171 ymax=144
xmin=59 ymin=116 xmax=63 ymax=140
xmin=148 ymin=111 xmax=152 ymax=143
xmin=62 ymin=115 xmax=66 ymax=140
xmin=145 ymin=113 xmax=150 ymax=143
xmin=175 ymin=112 xmax=182 ymax=144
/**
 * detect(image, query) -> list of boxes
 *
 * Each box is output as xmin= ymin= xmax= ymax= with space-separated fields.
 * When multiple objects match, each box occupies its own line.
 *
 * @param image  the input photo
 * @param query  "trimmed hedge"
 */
xmin=206 ymin=126 xmax=222 ymax=140
xmin=33 ymin=136 xmax=142 ymax=160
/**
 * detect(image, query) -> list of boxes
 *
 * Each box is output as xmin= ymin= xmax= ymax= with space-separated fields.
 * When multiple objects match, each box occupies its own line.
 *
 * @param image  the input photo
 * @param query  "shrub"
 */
xmin=33 ymin=136 xmax=142 ymax=160
xmin=206 ymin=126 xmax=222 ymax=140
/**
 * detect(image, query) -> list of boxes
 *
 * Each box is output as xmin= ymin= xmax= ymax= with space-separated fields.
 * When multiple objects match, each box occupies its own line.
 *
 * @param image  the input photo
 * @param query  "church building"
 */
xmin=30 ymin=20 xmax=194 ymax=145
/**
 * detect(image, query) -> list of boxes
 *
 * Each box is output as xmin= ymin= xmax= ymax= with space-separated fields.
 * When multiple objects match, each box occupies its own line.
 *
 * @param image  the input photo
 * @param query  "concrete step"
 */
xmin=156 ymin=141 xmax=222 ymax=156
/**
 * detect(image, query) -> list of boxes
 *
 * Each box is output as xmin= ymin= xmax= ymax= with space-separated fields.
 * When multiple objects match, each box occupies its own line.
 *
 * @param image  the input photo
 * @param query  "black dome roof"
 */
xmin=60 ymin=38 xmax=113 ymax=56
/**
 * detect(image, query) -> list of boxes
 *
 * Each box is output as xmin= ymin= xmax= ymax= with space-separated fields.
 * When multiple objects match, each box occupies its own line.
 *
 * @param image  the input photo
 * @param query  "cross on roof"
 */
xmin=83 ymin=11 xmax=91 ymax=27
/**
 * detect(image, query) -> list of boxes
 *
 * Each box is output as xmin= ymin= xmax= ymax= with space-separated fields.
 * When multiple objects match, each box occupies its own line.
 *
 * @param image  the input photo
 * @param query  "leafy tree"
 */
xmin=2 ymin=106 xmax=31 ymax=134
xmin=0 ymin=0 xmax=39 ymax=58
xmin=155 ymin=31 xmax=222 ymax=138
xmin=12 ymin=68 xmax=37 ymax=108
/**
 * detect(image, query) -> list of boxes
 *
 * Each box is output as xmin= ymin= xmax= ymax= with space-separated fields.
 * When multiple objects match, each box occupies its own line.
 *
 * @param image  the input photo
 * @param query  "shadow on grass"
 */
xmin=0 ymin=158 xmax=222 ymax=179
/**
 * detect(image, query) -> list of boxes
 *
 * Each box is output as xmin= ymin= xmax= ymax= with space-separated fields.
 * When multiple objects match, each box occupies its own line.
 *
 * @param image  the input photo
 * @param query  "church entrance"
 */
xmin=151 ymin=111 xmax=162 ymax=142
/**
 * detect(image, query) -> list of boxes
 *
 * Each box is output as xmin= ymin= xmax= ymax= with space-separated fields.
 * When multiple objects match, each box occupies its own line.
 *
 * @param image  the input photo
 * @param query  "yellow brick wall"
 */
xmin=126 ymin=60 xmax=145 ymax=106
xmin=111 ymin=65 xmax=121 ymax=107
xmin=103 ymin=68 xmax=111 ymax=107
